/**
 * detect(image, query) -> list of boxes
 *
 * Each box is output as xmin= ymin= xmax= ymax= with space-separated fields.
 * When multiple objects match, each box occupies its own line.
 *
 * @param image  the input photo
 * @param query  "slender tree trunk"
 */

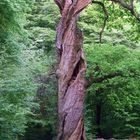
xmin=54 ymin=0 xmax=91 ymax=139
xmin=96 ymin=103 xmax=102 ymax=138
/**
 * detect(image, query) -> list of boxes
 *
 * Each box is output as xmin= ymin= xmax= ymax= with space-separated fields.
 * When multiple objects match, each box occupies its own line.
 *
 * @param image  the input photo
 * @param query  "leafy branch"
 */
xmin=110 ymin=0 xmax=140 ymax=21
xmin=92 ymin=0 xmax=139 ymax=43
xmin=87 ymin=71 xmax=122 ymax=87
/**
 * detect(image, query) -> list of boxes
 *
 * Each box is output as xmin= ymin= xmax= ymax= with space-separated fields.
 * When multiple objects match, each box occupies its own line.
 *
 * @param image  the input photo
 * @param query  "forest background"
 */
xmin=0 ymin=0 xmax=140 ymax=140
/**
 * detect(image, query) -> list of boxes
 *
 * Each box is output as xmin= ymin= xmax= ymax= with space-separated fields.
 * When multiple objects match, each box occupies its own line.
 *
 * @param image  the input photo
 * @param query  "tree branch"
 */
xmin=92 ymin=0 xmax=109 ymax=43
xmin=110 ymin=0 xmax=140 ymax=21
xmin=87 ymin=72 xmax=122 ymax=88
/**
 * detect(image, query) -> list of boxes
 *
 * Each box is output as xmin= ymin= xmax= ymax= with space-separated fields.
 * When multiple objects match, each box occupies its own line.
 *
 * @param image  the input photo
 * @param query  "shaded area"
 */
xmin=21 ymin=123 xmax=54 ymax=140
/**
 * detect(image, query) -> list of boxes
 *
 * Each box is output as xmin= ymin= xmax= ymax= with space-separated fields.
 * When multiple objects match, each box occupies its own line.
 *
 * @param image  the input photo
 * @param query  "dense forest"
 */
xmin=0 ymin=0 xmax=140 ymax=140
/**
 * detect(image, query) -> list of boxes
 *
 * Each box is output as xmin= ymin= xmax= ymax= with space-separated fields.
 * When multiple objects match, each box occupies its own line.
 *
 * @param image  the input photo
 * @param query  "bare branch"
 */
xmin=92 ymin=0 xmax=109 ymax=43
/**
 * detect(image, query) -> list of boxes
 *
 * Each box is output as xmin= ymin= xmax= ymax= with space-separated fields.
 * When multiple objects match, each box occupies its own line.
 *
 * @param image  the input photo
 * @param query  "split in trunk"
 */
xmin=54 ymin=0 xmax=91 ymax=139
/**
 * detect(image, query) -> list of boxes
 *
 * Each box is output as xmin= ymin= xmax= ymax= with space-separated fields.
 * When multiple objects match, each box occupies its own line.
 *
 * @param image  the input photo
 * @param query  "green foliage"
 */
xmin=85 ymin=44 xmax=140 ymax=139
xmin=0 ymin=71 xmax=37 ymax=140
xmin=24 ymin=74 xmax=58 ymax=140
xmin=18 ymin=1 xmax=59 ymax=139
xmin=0 ymin=0 xmax=37 ymax=139
xmin=0 ymin=0 xmax=32 ymax=68
xmin=79 ymin=1 xmax=140 ymax=47
xmin=26 ymin=0 xmax=59 ymax=53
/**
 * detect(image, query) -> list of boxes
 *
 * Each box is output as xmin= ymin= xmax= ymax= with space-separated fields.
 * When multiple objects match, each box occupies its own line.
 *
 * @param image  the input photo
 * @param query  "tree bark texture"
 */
xmin=54 ymin=0 xmax=91 ymax=139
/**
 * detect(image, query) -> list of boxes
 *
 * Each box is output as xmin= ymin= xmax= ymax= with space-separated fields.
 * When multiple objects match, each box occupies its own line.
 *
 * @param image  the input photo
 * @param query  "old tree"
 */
xmin=54 ymin=0 xmax=140 ymax=139
xmin=55 ymin=0 xmax=91 ymax=139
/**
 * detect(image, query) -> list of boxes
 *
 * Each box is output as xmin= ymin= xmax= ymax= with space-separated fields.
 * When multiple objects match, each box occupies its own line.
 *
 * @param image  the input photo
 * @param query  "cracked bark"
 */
xmin=54 ymin=0 xmax=91 ymax=139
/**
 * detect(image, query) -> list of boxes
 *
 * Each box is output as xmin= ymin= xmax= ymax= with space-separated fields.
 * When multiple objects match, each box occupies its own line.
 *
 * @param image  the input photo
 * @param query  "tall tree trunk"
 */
xmin=54 ymin=0 xmax=91 ymax=139
xmin=96 ymin=103 xmax=102 ymax=138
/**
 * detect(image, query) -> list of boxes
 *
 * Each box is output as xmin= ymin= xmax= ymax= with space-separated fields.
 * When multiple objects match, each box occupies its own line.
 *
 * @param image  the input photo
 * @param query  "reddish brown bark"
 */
xmin=54 ymin=0 xmax=91 ymax=139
